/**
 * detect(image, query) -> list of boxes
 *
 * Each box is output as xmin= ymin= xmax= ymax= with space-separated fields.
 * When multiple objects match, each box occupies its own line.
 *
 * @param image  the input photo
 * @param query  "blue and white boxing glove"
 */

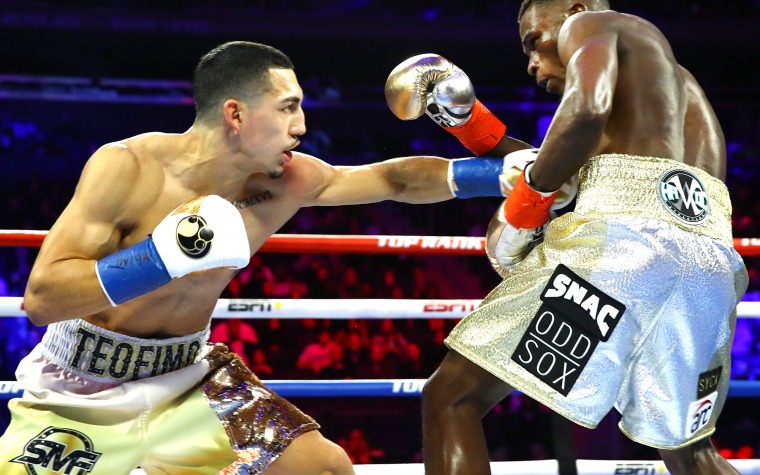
xmin=448 ymin=148 xmax=578 ymax=208
xmin=95 ymin=195 xmax=250 ymax=306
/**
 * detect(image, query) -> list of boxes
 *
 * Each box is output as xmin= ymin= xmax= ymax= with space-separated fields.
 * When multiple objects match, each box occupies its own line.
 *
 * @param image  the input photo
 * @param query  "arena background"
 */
xmin=0 ymin=0 xmax=758 ymax=467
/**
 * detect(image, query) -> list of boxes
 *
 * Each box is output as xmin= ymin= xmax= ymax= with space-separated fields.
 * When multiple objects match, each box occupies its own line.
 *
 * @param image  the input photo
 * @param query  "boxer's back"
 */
xmin=596 ymin=12 xmax=726 ymax=179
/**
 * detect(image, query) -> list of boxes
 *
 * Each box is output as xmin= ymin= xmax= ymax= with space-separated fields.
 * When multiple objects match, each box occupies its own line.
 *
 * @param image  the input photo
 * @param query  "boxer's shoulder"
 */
xmin=74 ymin=139 xmax=167 ymax=227
xmin=282 ymin=151 xmax=336 ymax=189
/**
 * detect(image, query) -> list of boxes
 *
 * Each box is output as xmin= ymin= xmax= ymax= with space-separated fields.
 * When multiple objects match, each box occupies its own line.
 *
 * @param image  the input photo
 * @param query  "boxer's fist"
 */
xmin=486 ymin=160 xmax=564 ymax=276
xmin=385 ymin=53 xmax=506 ymax=156
xmin=499 ymin=149 xmax=578 ymax=210
xmin=486 ymin=201 xmax=547 ymax=277
xmin=385 ymin=53 xmax=475 ymax=127
xmin=152 ymin=195 xmax=250 ymax=277
xmin=96 ymin=195 xmax=250 ymax=305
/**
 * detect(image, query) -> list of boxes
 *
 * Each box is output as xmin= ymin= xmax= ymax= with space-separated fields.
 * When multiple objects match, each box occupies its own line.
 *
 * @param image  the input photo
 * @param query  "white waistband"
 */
xmin=40 ymin=319 xmax=210 ymax=384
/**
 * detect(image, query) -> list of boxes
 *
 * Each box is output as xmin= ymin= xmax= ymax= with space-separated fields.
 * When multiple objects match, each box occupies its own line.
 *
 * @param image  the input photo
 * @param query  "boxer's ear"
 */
xmin=568 ymin=3 xmax=588 ymax=15
xmin=223 ymin=99 xmax=243 ymax=133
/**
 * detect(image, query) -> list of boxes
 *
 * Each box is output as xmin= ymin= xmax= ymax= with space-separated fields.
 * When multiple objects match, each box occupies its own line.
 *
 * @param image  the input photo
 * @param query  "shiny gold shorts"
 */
xmin=0 ymin=327 xmax=318 ymax=475
xmin=446 ymin=154 xmax=748 ymax=449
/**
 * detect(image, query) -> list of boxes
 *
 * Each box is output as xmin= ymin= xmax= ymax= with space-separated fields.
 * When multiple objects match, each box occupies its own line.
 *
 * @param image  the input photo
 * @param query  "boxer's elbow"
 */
xmin=583 ymin=99 xmax=612 ymax=125
xmin=23 ymin=278 xmax=61 ymax=326
xmin=564 ymin=85 xmax=613 ymax=125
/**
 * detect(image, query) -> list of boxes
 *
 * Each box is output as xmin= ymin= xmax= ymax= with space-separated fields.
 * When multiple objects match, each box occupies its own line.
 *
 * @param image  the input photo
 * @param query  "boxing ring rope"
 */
xmin=102 ymin=458 xmax=751 ymax=475
xmin=2 ymin=231 xmax=760 ymax=474
xmin=1 ymin=297 xmax=759 ymax=321
xmin=1 ymin=296 xmax=759 ymax=400
xmin=3 ymin=229 xmax=760 ymax=256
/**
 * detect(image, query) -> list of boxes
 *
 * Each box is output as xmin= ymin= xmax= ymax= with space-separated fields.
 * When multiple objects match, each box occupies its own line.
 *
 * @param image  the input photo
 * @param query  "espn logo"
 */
xmin=614 ymin=462 xmax=660 ymax=474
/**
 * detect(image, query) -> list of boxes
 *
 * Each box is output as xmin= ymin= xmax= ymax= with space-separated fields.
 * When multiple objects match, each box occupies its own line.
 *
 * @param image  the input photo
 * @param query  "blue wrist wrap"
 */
xmin=451 ymin=157 xmax=504 ymax=198
xmin=96 ymin=237 xmax=172 ymax=306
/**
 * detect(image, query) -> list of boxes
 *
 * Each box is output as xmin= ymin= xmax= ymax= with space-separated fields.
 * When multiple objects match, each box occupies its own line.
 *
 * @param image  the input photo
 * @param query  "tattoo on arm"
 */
xmin=230 ymin=190 xmax=273 ymax=209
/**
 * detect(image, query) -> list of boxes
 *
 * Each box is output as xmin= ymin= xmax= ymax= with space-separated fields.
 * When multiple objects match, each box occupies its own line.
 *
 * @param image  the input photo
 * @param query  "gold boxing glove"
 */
xmin=385 ymin=53 xmax=508 ymax=156
xmin=384 ymin=53 xmax=475 ymax=127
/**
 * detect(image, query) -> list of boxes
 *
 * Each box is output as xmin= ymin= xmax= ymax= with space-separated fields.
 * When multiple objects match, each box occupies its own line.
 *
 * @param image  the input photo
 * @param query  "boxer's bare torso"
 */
xmin=89 ymin=140 xmax=331 ymax=338
xmin=38 ymin=136 xmax=335 ymax=338
xmin=517 ymin=7 xmax=726 ymax=190
xmin=585 ymin=13 xmax=725 ymax=178
xmin=24 ymin=68 xmax=454 ymax=340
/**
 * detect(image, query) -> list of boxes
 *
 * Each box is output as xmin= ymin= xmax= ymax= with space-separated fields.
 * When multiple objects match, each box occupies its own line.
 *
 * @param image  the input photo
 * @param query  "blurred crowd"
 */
xmin=0 ymin=75 xmax=759 ymax=462
xmin=4 ymin=0 xmax=760 ymax=19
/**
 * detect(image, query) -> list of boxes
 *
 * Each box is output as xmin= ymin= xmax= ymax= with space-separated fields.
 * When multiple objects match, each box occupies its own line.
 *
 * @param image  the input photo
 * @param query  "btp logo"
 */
xmin=176 ymin=215 xmax=214 ymax=258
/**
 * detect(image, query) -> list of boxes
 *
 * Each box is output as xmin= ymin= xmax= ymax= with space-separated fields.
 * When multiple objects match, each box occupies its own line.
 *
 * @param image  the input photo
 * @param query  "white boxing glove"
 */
xmin=96 ymin=195 xmax=250 ymax=305
xmin=151 ymin=195 xmax=250 ymax=277
xmin=498 ymin=149 xmax=578 ymax=210
xmin=446 ymin=148 xmax=578 ymax=208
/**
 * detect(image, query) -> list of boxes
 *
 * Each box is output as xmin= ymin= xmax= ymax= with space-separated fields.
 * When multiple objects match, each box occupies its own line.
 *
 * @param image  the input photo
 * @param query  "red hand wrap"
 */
xmin=447 ymin=99 xmax=506 ymax=156
xmin=503 ymin=172 xmax=558 ymax=229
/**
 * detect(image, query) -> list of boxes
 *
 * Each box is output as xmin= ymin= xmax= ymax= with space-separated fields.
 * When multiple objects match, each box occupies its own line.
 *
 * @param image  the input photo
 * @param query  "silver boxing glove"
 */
xmin=486 ymin=160 xmax=561 ymax=277
xmin=485 ymin=200 xmax=548 ymax=278
xmin=385 ymin=53 xmax=475 ymax=128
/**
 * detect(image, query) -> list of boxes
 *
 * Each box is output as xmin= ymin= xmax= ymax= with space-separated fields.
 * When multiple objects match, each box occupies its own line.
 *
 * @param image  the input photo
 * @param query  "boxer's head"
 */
xmin=193 ymin=41 xmax=304 ymax=179
xmin=517 ymin=0 xmax=610 ymax=95
xmin=192 ymin=41 xmax=294 ymax=124
xmin=518 ymin=0 xmax=609 ymax=23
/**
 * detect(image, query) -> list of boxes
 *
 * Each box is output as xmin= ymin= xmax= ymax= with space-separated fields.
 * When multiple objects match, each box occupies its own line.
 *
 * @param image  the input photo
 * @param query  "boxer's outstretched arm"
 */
xmin=308 ymin=154 xmax=458 ymax=206
xmin=23 ymin=144 xmax=149 ymax=324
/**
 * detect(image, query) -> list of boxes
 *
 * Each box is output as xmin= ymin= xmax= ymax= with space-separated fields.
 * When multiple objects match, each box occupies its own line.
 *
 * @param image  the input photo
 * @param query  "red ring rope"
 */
xmin=1 ymin=230 xmax=758 ymax=256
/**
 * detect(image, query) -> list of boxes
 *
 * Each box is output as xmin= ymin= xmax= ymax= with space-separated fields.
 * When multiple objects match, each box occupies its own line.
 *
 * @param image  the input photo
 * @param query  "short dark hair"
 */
xmin=193 ymin=41 xmax=294 ymax=123
xmin=518 ymin=0 xmax=610 ymax=22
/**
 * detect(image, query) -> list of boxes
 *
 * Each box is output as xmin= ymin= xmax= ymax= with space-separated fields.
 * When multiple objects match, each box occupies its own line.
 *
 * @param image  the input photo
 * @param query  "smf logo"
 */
xmin=176 ymin=215 xmax=213 ymax=258
xmin=11 ymin=427 xmax=101 ymax=475
xmin=657 ymin=168 xmax=709 ymax=224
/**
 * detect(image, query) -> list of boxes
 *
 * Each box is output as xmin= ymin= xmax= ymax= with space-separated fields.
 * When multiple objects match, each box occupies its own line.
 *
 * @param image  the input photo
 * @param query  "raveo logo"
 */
xmin=11 ymin=427 xmax=102 ymax=474
xmin=657 ymin=168 xmax=709 ymax=224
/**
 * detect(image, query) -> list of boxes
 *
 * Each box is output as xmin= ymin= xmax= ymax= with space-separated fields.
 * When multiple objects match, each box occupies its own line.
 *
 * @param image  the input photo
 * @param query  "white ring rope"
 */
xmin=0 ymin=297 xmax=758 ymax=319
xmin=120 ymin=458 xmax=760 ymax=475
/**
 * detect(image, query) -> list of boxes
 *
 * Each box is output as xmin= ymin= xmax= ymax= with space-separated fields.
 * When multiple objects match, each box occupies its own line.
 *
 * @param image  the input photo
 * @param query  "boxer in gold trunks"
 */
xmin=0 ymin=41 xmax=510 ymax=475
xmin=388 ymin=1 xmax=748 ymax=474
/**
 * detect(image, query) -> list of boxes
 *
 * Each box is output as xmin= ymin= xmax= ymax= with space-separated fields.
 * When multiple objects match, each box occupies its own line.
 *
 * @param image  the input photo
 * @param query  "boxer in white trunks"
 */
xmin=385 ymin=1 xmax=748 ymax=474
